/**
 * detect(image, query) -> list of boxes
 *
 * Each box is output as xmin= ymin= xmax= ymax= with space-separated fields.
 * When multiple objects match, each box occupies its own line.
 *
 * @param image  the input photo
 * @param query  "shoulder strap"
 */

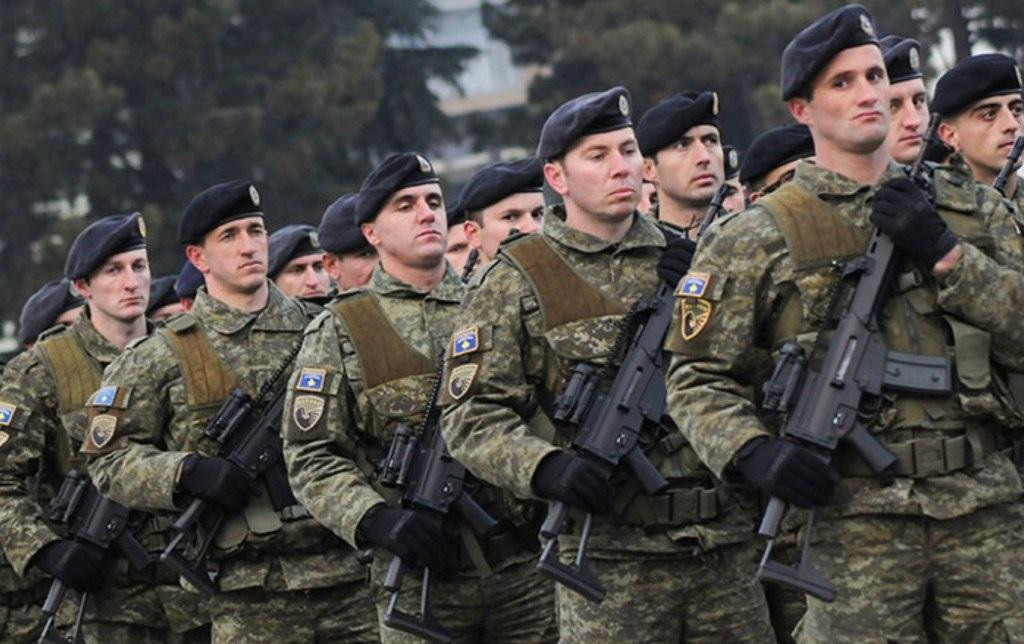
xmin=331 ymin=293 xmax=433 ymax=389
xmin=159 ymin=320 xmax=239 ymax=408
xmin=36 ymin=333 xmax=102 ymax=414
xmin=756 ymin=182 xmax=870 ymax=270
xmin=502 ymin=235 xmax=625 ymax=331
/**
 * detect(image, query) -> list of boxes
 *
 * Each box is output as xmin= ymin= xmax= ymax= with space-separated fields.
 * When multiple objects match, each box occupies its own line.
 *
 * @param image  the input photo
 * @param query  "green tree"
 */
xmin=0 ymin=0 xmax=473 ymax=325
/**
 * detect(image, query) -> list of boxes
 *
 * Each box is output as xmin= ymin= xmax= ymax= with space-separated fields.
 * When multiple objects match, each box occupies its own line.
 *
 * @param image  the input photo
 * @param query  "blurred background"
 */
xmin=1 ymin=0 xmax=1022 ymax=349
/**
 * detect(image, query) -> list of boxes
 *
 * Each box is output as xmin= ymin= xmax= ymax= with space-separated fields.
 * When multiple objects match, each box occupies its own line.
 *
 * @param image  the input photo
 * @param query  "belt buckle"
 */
xmin=911 ymin=439 xmax=946 ymax=477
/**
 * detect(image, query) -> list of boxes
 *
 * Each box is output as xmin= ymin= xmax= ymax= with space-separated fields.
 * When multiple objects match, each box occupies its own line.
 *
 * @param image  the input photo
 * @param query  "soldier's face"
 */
xmin=324 ymin=248 xmax=377 ymax=291
xmin=189 ymin=217 xmax=268 ymax=296
xmin=941 ymin=94 xmax=1024 ymax=180
xmin=55 ymin=306 xmax=83 ymax=327
xmin=651 ymin=125 xmax=725 ymax=207
xmin=148 ymin=301 xmax=185 ymax=322
xmin=363 ymin=184 xmax=447 ymax=271
xmin=76 ymin=248 xmax=151 ymax=324
xmin=722 ymin=177 xmax=746 ymax=213
xmin=444 ymin=224 xmax=471 ymax=273
xmin=273 ymin=253 xmax=330 ymax=299
xmin=884 ymin=78 xmax=929 ymax=165
xmin=547 ymin=128 xmax=643 ymax=222
xmin=790 ymin=45 xmax=890 ymax=156
xmin=465 ymin=192 xmax=544 ymax=263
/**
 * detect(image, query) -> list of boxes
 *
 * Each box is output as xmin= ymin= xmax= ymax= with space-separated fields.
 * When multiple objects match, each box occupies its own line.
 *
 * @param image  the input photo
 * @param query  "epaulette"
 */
xmin=35 ymin=324 xmax=71 ymax=343
xmin=125 ymin=335 xmax=149 ymax=350
xmin=164 ymin=312 xmax=198 ymax=334
xmin=305 ymin=309 xmax=334 ymax=335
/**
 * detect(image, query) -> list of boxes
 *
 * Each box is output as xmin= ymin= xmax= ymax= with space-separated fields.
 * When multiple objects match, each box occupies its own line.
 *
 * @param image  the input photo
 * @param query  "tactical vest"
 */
xmin=757 ymin=180 xmax=1018 ymax=477
xmin=35 ymin=328 xmax=100 ymax=471
xmin=501 ymin=235 xmax=725 ymax=528
xmin=157 ymin=315 xmax=332 ymax=557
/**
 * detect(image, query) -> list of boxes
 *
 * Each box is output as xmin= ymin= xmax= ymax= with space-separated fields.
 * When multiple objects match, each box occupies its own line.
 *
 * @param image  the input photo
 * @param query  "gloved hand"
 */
xmin=357 ymin=506 xmax=454 ymax=569
xmin=871 ymin=177 xmax=958 ymax=267
xmin=735 ymin=438 xmax=839 ymax=508
xmin=531 ymin=451 xmax=614 ymax=514
xmin=178 ymin=455 xmax=256 ymax=513
xmin=33 ymin=540 xmax=106 ymax=592
xmin=657 ymin=236 xmax=698 ymax=289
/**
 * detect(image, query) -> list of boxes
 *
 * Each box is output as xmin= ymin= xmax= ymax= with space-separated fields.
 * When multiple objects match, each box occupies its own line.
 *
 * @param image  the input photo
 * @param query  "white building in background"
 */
xmin=425 ymin=0 xmax=539 ymax=182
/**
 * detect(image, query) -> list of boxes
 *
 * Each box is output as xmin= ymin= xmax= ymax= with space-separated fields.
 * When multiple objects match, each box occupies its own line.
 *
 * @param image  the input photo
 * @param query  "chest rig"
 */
xmin=158 ymin=316 xmax=322 ymax=555
xmin=757 ymin=180 xmax=1017 ymax=478
xmin=35 ymin=330 xmax=100 ymax=471
xmin=502 ymin=235 xmax=724 ymax=528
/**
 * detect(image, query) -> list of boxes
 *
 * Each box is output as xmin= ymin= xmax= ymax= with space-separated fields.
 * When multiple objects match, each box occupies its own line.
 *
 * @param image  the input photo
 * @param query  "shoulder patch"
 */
xmin=0 ymin=431 xmax=9 ymax=448
xmin=677 ymin=272 xmax=711 ymax=297
xmin=679 ymin=298 xmax=713 ymax=341
xmin=296 ymin=368 xmax=327 ymax=392
xmin=292 ymin=395 xmax=326 ymax=432
xmin=0 ymin=402 xmax=15 ymax=426
xmin=447 ymin=364 xmax=479 ymax=402
xmin=88 ymin=414 xmax=118 ymax=450
xmin=450 ymin=327 xmax=480 ymax=358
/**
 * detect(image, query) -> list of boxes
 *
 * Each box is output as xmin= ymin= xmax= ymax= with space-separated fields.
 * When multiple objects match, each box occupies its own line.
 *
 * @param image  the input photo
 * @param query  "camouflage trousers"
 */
xmin=0 ymin=599 xmax=47 ymax=644
xmin=761 ymin=532 xmax=805 ymax=643
xmin=207 ymin=578 xmax=378 ymax=644
xmin=796 ymin=501 xmax=1024 ymax=643
xmin=370 ymin=557 xmax=558 ymax=643
xmin=557 ymin=540 xmax=774 ymax=643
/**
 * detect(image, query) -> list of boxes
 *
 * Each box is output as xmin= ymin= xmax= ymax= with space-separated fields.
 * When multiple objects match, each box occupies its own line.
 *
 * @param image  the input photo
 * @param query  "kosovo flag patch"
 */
xmin=0 ymin=403 xmax=15 ymax=426
xmin=92 ymin=386 xmax=118 ymax=407
xmin=679 ymin=272 xmax=711 ymax=298
xmin=296 ymin=368 xmax=327 ymax=393
xmin=451 ymin=327 xmax=480 ymax=358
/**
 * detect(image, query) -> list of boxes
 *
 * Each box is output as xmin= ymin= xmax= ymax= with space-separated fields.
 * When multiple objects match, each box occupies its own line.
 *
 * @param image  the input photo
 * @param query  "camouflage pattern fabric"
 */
xmin=207 ymin=578 xmax=377 ymax=644
xmin=86 ymin=284 xmax=365 ymax=638
xmin=0 ymin=316 xmax=190 ymax=639
xmin=557 ymin=541 xmax=772 ymax=643
xmin=667 ymin=159 xmax=1024 ymax=642
xmin=760 ymin=532 xmax=805 ymax=643
xmin=0 ymin=601 xmax=47 ymax=644
xmin=283 ymin=265 xmax=555 ymax=640
xmin=794 ymin=502 xmax=1024 ymax=643
xmin=370 ymin=558 xmax=557 ymax=644
xmin=440 ymin=207 xmax=771 ymax=638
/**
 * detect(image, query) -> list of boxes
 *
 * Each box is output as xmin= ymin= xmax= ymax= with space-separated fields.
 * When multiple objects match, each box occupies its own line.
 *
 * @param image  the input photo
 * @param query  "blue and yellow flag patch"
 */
xmin=451 ymin=327 xmax=480 ymax=358
xmin=296 ymin=368 xmax=327 ymax=393
xmin=92 ymin=386 xmax=118 ymax=407
xmin=0 ymin=403 xmax=15 ymax=427
xmin=679 ymin=272 xmax=711 ymax=298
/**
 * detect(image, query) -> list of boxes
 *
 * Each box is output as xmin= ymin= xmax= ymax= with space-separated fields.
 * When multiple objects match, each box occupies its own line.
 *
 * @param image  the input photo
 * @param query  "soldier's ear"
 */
xmin=788 ymin=97 xmax=812 ymax=126
xmin=184 ymin=246 xmax=209 ymax=275
xmin=544 ymin=160 xmax=569 ymax=197
xmin=360 ymin=222 xmax=382 ymax=249
xmin=71 ymin=278 xmax=90 ymax=301
xmin=938 ymin=121 xmax=960 ymax=151
xmin=642 ymin=157 xmax=658 ymax=182
xmin=463 ymin=219 xmax=482 ymax=250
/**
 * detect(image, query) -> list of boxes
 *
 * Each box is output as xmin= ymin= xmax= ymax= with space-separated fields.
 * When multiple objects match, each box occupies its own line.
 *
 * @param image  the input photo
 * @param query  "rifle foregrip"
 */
xmin=452 ymin=492 xmax=498 ymax=537
xmin=846 ymin=424 xmax=897 ymax=474
xmin=623 ymin=447 xmax=669 ymax=495
xmin=758 ymin=497 xmax=786 ymax=538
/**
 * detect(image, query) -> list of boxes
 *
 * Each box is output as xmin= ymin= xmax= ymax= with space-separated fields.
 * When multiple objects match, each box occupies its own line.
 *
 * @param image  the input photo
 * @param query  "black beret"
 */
xmin=781 ymin=4 xmax=880 ymax=100
xmin=448 ymin=157 xmax=543 ymax=223
xmin=64 ymin=213 xmax=147 ymax=281
xmin=355 ymin=153 xmax=439 ymax=226
xmin=18 ymin=279 xmax=83 ymax=346
xmin=932 ymin=53 xmax=1023 ymax=118
xmin=723 ymin=145 xmax=740 ymax=180
xmin=319 ymin=193 xmax=369 ymax=255
xmin=536 ymin=87 xmax=633 ymax=160
xmin=740 ymin=124 xmax=815 ymax=186
xmin=178 ymin=180 xmax=263 ymax=245
xmin=880 ymin=36 xmax=923 ymax=84
xmin=268 ymin=224 xmax=322 ymax=278
xmin=146 ymin=275 xmax=179 ymax=315
xmin=174 ymin=260 xmax=203 ymax=300
xmin=637 ymin=91 xmax=720 ymax=157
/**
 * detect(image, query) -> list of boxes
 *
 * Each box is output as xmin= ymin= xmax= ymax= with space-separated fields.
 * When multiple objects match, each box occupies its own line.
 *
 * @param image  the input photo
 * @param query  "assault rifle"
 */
xmin=377 ymin=363 xmax=498 ymax=643
xmin=537 ymin=281 xmax=673 ymax=602
xmin=755 ymin=114 xmax=952 ymax=601
xmin=696 ymin=182 xmax=731 ymax=239
xmin=994 ymin=136 xmax=1024 ymax=197
xmin=39 ymin=471 xmax=153 ymax=644
xmin=160 ymin=349 xmax=300 ymax=596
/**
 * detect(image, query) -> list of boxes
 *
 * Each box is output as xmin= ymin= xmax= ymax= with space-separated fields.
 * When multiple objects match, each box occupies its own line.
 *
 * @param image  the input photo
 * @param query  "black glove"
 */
xmin=178 ymin=455 xmax=256 ymax=513
xmin=871 ymin=177 xmax=958 ymax=267
xmin=735 ymin=438 xmax=839 ymax=508
xmin=657 ymin=236 xmax=698 ymax=289
xmin=357 ymin=506 xmax=454 ymax=570
xmin=531 ymin=451 xmax=614 ymax=514
xmin=33 ymin=540 xmax=106 ymax=592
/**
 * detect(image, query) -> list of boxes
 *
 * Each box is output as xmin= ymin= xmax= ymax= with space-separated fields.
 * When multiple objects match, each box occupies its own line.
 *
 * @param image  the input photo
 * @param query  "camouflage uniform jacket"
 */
xmin=280 ymin=265 xmax=537 ymax=570
xmin=0 ymin=315 xmax=124 ymax=582
xmin=441 ymin=207 xmax=755 ymax=555
xmin=86 ymin=284 xmax=364 ymax=592
xmin=667 ymin=160 xmax=1024 ymax=521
